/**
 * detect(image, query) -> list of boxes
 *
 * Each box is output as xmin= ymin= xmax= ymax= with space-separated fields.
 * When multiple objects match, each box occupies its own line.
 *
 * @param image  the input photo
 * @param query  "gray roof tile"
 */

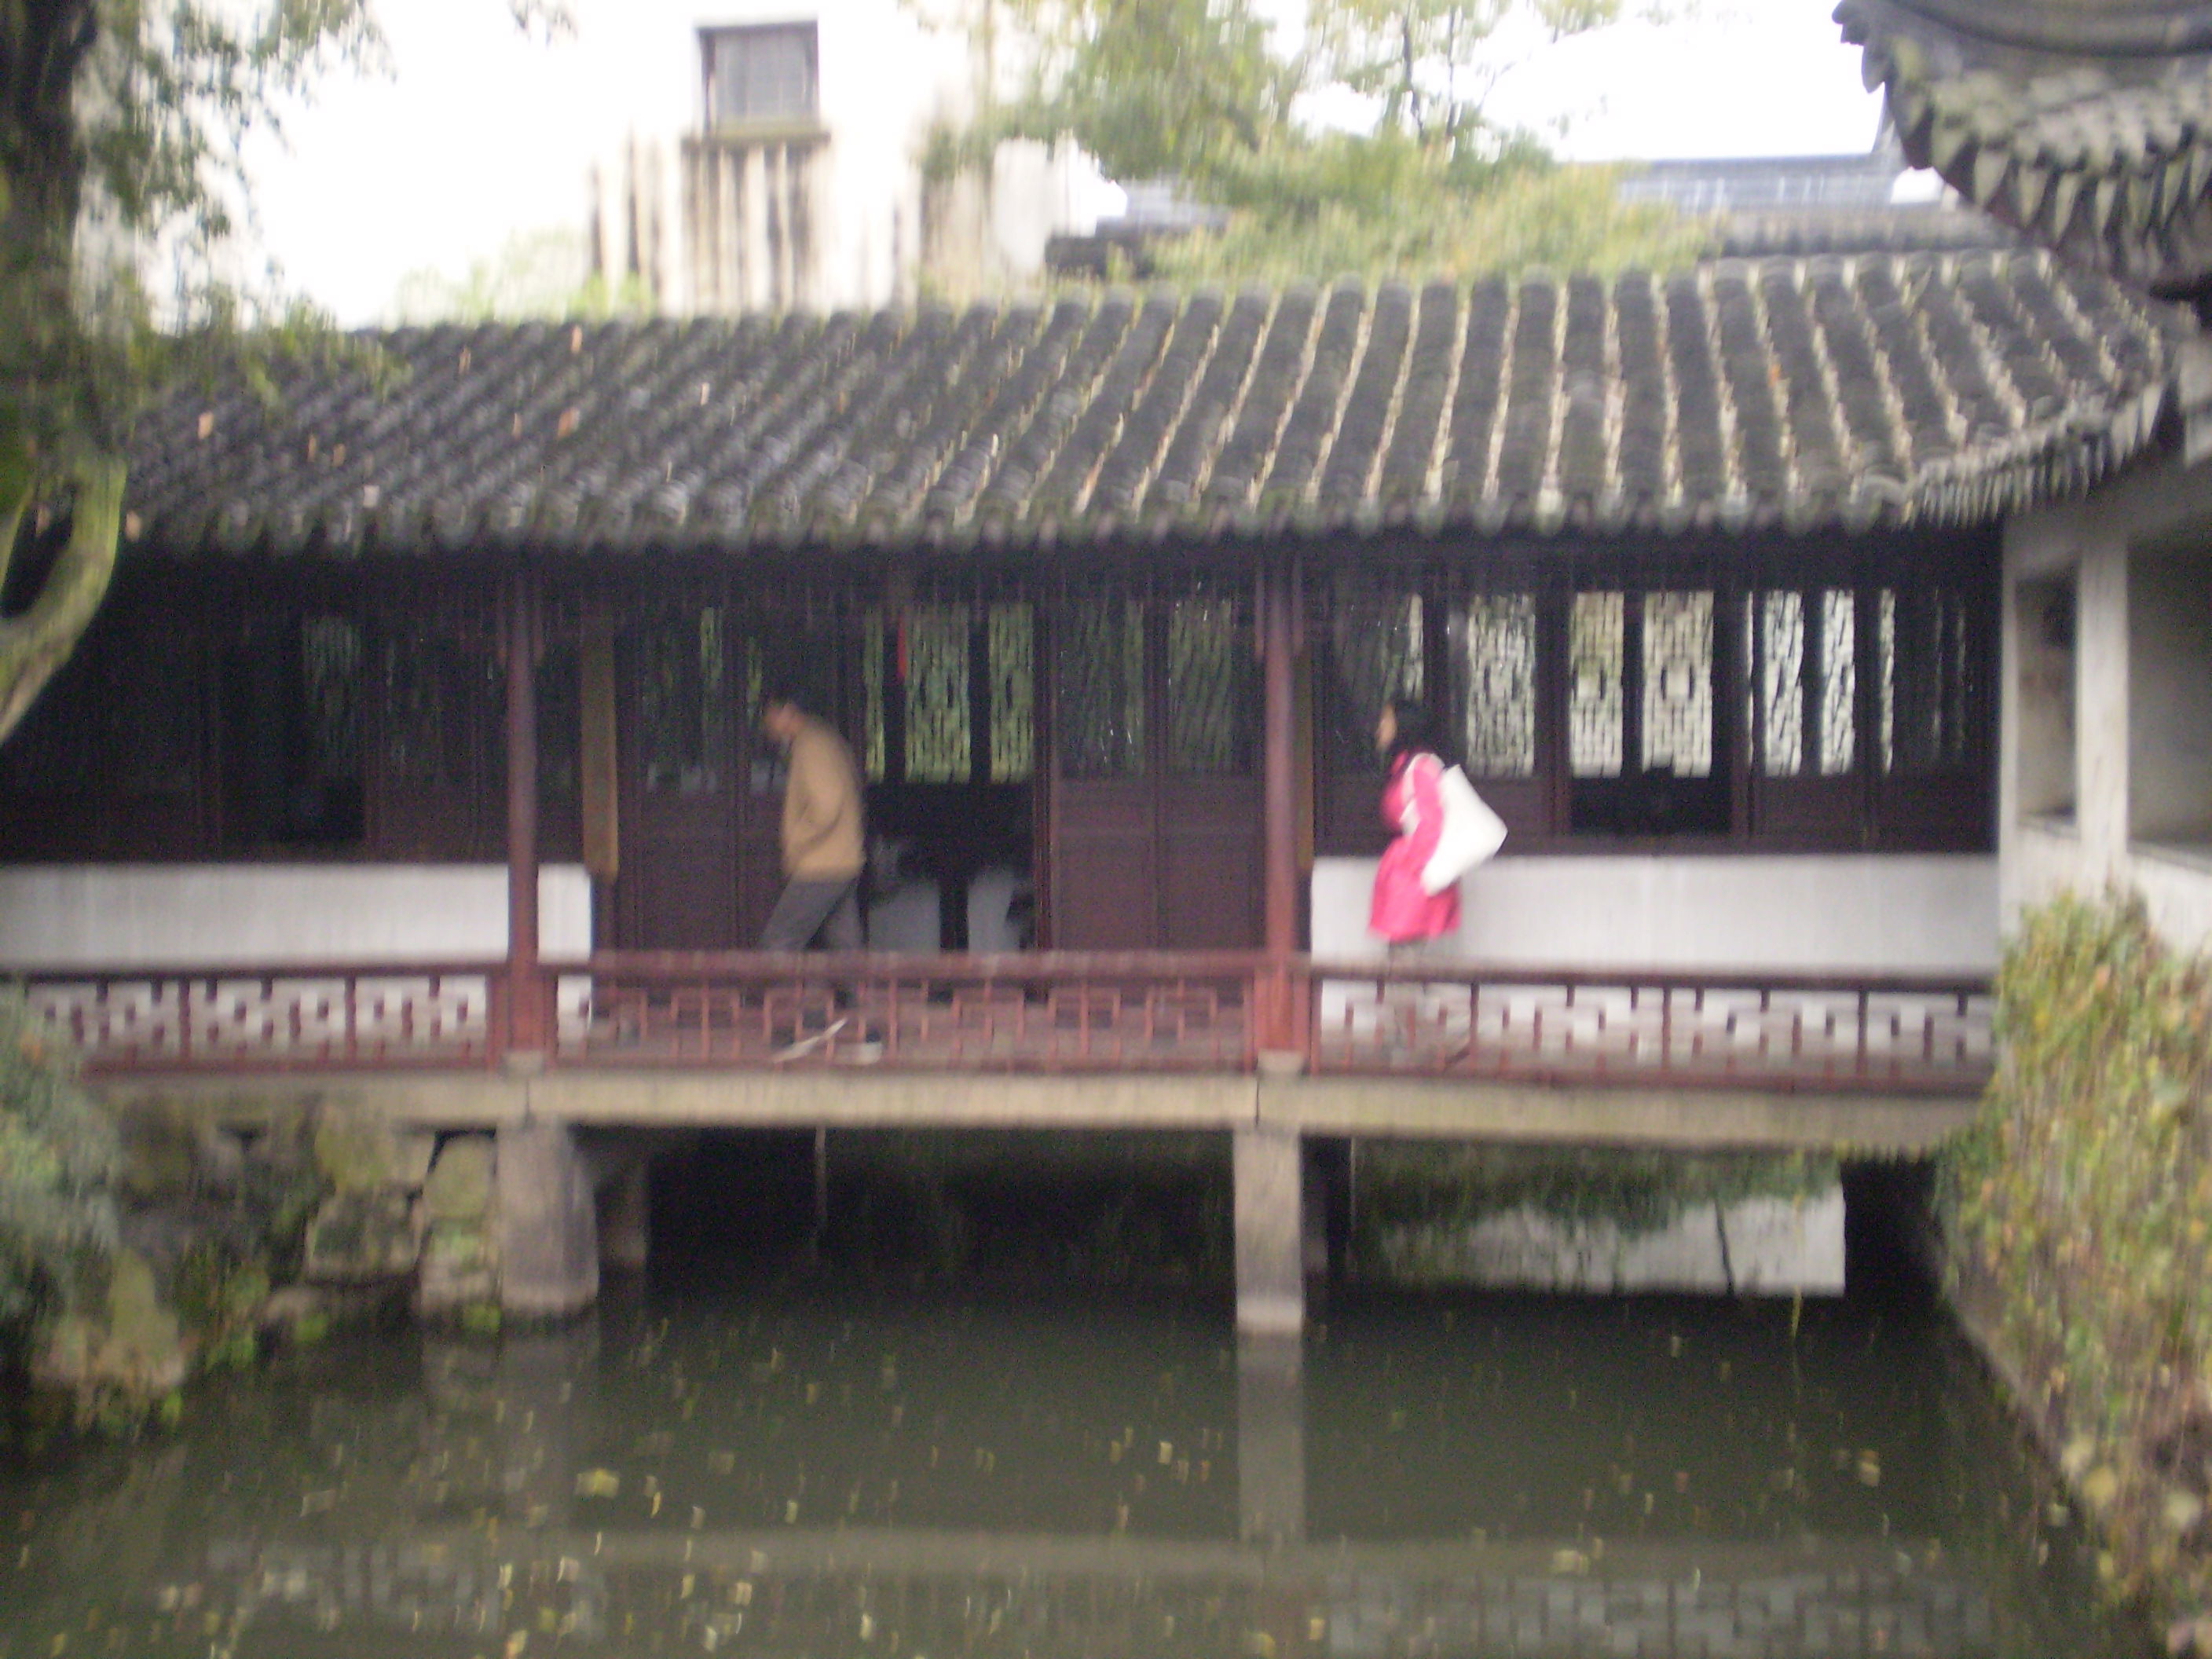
xmin=123 ymin=251 xmax=2192 ymax=558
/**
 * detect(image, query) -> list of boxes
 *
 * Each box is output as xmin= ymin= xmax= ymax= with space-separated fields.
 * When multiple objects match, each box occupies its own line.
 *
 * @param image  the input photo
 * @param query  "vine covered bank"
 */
xmin=1944 ymin=896 xmax=2212 ymax=1643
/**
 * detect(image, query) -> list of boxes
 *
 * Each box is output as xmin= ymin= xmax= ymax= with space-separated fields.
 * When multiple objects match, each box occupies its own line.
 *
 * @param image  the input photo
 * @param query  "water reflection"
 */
xmin=0 ymin=1283 xmax=2154 ymax=1658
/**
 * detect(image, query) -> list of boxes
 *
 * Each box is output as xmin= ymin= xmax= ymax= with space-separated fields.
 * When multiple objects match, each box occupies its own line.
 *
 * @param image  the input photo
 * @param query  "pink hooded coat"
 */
xmin=1369 ymin=750 xmax=1463 ymax=943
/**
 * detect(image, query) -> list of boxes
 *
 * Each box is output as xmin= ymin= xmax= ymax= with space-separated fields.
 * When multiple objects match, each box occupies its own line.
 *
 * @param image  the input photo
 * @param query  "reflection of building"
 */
xmin=582 ymin=0 xmax=1109 ymax=312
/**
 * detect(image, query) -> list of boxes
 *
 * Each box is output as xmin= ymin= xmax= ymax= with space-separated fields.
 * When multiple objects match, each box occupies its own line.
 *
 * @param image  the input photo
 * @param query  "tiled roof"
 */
xmin=1838 ymin=0 xmax=2212 ymax=302
xmin=123 ymin=250 xmax=2192 ymax=559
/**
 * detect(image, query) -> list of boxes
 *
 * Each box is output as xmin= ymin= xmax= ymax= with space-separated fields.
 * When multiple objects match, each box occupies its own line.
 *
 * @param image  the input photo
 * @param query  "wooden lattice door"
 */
xmin=615 ymin=600 xmax=747 ymax=948
xmin=1049 ymin=586 xmax=1262 ymax=950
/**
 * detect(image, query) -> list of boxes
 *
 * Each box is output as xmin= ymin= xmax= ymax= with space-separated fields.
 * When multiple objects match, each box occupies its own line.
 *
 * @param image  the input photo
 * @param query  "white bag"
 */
xmin=1420 ymin=763 xmax=1507 ymax=895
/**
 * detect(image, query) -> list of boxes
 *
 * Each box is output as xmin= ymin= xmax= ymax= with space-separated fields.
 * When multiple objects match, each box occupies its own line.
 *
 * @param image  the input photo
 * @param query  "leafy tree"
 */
xmin=1148 ymin=157 xmax=1712 ymax=285
xmin=925 ymin=0 xmax=1709 ymax=284
xmin=0 ymin=0 xmax=555 ymax=748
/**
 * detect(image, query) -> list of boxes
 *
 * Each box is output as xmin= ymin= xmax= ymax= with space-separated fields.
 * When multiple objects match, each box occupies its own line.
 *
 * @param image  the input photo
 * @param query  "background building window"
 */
xmin=702 ymin=23 xmax=818 ymax=125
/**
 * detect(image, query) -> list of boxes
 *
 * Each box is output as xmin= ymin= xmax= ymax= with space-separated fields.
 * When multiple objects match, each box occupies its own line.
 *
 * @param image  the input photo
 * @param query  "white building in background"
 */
xmin=585 ymin=0 xmax=1115 ymax=312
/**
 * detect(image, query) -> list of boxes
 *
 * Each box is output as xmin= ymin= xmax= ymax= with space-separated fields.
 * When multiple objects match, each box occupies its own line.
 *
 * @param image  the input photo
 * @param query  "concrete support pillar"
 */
xmin=498 ymin=1118 xmax=599 ymax=1319
xmin=1236 ymin=1332 xmax=1306 ymax=1546
xmin=2077 ymin=533 xmax=2131 ymax=881
xmin=598 ymin=1161 xmax=650 ymax=1273
xmin=1234 ymin=1124 xmax=1303 ymax=1335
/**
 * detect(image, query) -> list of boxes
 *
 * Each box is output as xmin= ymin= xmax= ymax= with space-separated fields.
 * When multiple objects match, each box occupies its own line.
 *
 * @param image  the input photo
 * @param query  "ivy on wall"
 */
xmin=1944 ymin=895 xmax=2212 ymax=1613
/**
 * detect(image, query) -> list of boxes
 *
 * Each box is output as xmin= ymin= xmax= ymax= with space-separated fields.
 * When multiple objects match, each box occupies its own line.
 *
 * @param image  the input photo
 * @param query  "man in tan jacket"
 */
xmin=758 ymin=689 xmax=866 ymax=950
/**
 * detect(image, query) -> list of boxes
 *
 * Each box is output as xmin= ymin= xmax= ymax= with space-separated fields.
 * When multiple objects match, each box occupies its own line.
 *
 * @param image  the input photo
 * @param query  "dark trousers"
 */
xmin=759 ymin=874 xmax=864 ymax=950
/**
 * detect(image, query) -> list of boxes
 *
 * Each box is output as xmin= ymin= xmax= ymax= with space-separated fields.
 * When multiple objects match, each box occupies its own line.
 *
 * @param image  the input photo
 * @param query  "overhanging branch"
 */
xmin=0 ymin=454 xmax=123 ymax=745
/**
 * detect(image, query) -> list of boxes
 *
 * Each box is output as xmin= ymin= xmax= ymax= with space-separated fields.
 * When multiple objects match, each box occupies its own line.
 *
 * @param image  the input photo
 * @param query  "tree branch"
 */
xmin=0 ymin=453 xmax=123 ymax=745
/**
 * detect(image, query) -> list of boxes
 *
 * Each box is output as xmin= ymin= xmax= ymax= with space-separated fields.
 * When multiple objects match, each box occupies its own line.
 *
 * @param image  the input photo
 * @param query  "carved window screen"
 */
xmin=1057 ymin=597 xmax=1147 ymax=778
xmin=903 ymin=603 xmax=973 ymax=783
xmin=1452 ymin=592 xmax=1536 ymax=778
xmin=377 ymin=624 xmax=494 ymax=792
xmin=301 ymin=616 xmax=363 ymax=786
xmin=1642 ymin=591 xmax=1712 ymax=778
xmin=1756 ymin=591 xmax=1805 ymax=777
xmin=1754 ymin=588 xmax=1856 ymax=778
xmin=638 ymin=605 xmax=731 ymax=795
xmin=1569 ymin=592 xmax=1624 ymax=778
xmin=1881 ymin=585 xmax=1976 ymax=775
xmin=1165 ymin=595 xmax=1254 ymax=776
xmin=988 ymin=602 xmax=1035 ymax=783
xmin=1321 ymin=583 xmax=1423 ymax=775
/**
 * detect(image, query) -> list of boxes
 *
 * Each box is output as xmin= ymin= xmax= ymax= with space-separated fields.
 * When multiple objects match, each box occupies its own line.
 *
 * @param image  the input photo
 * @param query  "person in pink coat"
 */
xmin=1368 ymin=700 xmax=1463 ymax=947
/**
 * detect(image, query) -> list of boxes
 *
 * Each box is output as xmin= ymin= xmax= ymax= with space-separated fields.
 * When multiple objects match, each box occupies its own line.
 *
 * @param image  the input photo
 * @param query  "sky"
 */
xmin=240 ymin=0 xmax=1884 ymax=326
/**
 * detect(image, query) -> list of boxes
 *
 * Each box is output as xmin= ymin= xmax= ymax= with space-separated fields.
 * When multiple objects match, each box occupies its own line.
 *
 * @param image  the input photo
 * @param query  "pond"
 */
xmin=0 ymin=1263 xmax=2152 ymax=1658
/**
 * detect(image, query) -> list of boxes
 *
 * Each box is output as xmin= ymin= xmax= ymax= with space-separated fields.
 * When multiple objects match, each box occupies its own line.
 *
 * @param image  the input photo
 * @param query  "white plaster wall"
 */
xmin=2129 ymin=556 xmax=2212 ymax=843
xmin=1311 ymin=855 xmax=1998 ymax=974
xmin=580 ymin=0 xmax=1110 ymax=309
xmin=2000 ymin=466 xmax=2212 ymax=957
xmin=2133 ymin=846 xmax=2212 ymax=956
xmin=1378 ymin=1188 xmax=1846 ymax=1296
xmin=0 ymin=866 xmax=592 ymax=970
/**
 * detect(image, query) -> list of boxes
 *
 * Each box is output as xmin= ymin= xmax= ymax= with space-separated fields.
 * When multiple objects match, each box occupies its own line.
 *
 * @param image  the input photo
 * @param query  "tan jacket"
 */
xmin=780 ymin=716 xmax=864 ymax=879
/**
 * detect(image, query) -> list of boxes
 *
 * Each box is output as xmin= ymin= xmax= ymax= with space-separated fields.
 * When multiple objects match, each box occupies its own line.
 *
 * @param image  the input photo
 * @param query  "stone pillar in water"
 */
xmin=498 ymin=1118 xmax=599 ymax=1317
xmin=1236 ymin=1331 xmax=1306 ymax=1545
xmin=1234 ymin=1124 xmax=1303 ymax=1335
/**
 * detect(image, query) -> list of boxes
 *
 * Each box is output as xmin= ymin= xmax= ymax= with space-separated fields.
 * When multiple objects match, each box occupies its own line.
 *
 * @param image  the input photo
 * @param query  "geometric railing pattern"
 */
xmin=15 ymin=954 xmax=1995 ymax=1095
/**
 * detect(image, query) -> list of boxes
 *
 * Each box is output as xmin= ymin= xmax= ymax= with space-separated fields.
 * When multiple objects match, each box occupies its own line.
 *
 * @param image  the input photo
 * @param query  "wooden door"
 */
xmin=615 ymin=601 xmax=744 ymax=947
xmin=1049 ymin=588 xmax=1262 ymax=950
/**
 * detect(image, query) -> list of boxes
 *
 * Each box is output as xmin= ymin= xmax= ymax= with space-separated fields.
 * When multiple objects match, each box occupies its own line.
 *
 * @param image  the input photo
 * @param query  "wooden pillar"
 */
xmin=1259 ymin=562 xmax=1301 ymax=1057
xmin=504 ymin=571 xmax=548 ymax=1060
xmin=1262 ymin=566 xmax=1298 ymax=958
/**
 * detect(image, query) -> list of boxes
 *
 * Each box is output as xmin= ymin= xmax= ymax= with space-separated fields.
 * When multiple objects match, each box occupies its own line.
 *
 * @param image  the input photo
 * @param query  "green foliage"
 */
xmin=1944 ymin=895 xmax=2212 ymax=1609
xmin=389 ymin=228 xmax=657 ymax=324
xmin=1148 ymin=159 xmax=1715 ymax=285
xmin=0 ymin=987 xmax=120 ymax=1342
xmin=1 ymin=0 xmax=562 ymax=746
xmin=171 ymin=1240 xmax=269 ymax=1370
xmin=928 ymin=0 xmax=1706 ymax=285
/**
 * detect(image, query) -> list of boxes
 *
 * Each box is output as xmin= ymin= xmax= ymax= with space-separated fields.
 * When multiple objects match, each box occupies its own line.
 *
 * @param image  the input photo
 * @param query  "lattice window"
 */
xmin=859 ymin=609 xmax=887 ymax=782
xmin=1819 ymin=589 xmax=1856 ymax=775
xmin=1569 ymin=592 xmax=1624 ymax=778
xmin=378 ymin=628 xmax=494 ymax=790
xmin=1165 ymin=595 xmax=1253 ymax=775
xmin=1881 ymin=585 xmax=1975 ymax=774
xmin=1454 ymin=593 xmax=1536 ymax=778
xmin=1321 ymin=581 xmax=1423 ymax=774
xmin=1057 ymin=598 xmax=1147 ymax=777
xmin=1758 ymin=591 xmax=1805 ymax=777
xmin=988 ymin=602 xmax=1035 ymax=782
xmin=638 ymin=605 xmax=730 ymax=794
xmin=537 ymin=642 xmax=580 ymax=802
xmin=903 ymin=604 xmax=973 ymax=783
xmin=301 ymin=616 xmax=362 ymax=782
xmin=1642 ymin=591 xmax=1712 ymax=778
xmin=1754 ymin=588 xmax=1859 ymax=779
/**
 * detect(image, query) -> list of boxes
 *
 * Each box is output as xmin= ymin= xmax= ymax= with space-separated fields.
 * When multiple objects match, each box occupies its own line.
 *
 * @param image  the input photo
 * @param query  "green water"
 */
xmin=0 ymin=1270 xmax=2153 ymax=1657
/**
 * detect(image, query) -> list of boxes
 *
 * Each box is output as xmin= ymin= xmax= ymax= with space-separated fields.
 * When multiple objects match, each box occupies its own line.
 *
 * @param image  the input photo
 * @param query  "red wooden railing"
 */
xmin=14 ymin=954 xmax=1995 ymax=1094
xmin=573 ymin=950 xmax=1259 ymax=1072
